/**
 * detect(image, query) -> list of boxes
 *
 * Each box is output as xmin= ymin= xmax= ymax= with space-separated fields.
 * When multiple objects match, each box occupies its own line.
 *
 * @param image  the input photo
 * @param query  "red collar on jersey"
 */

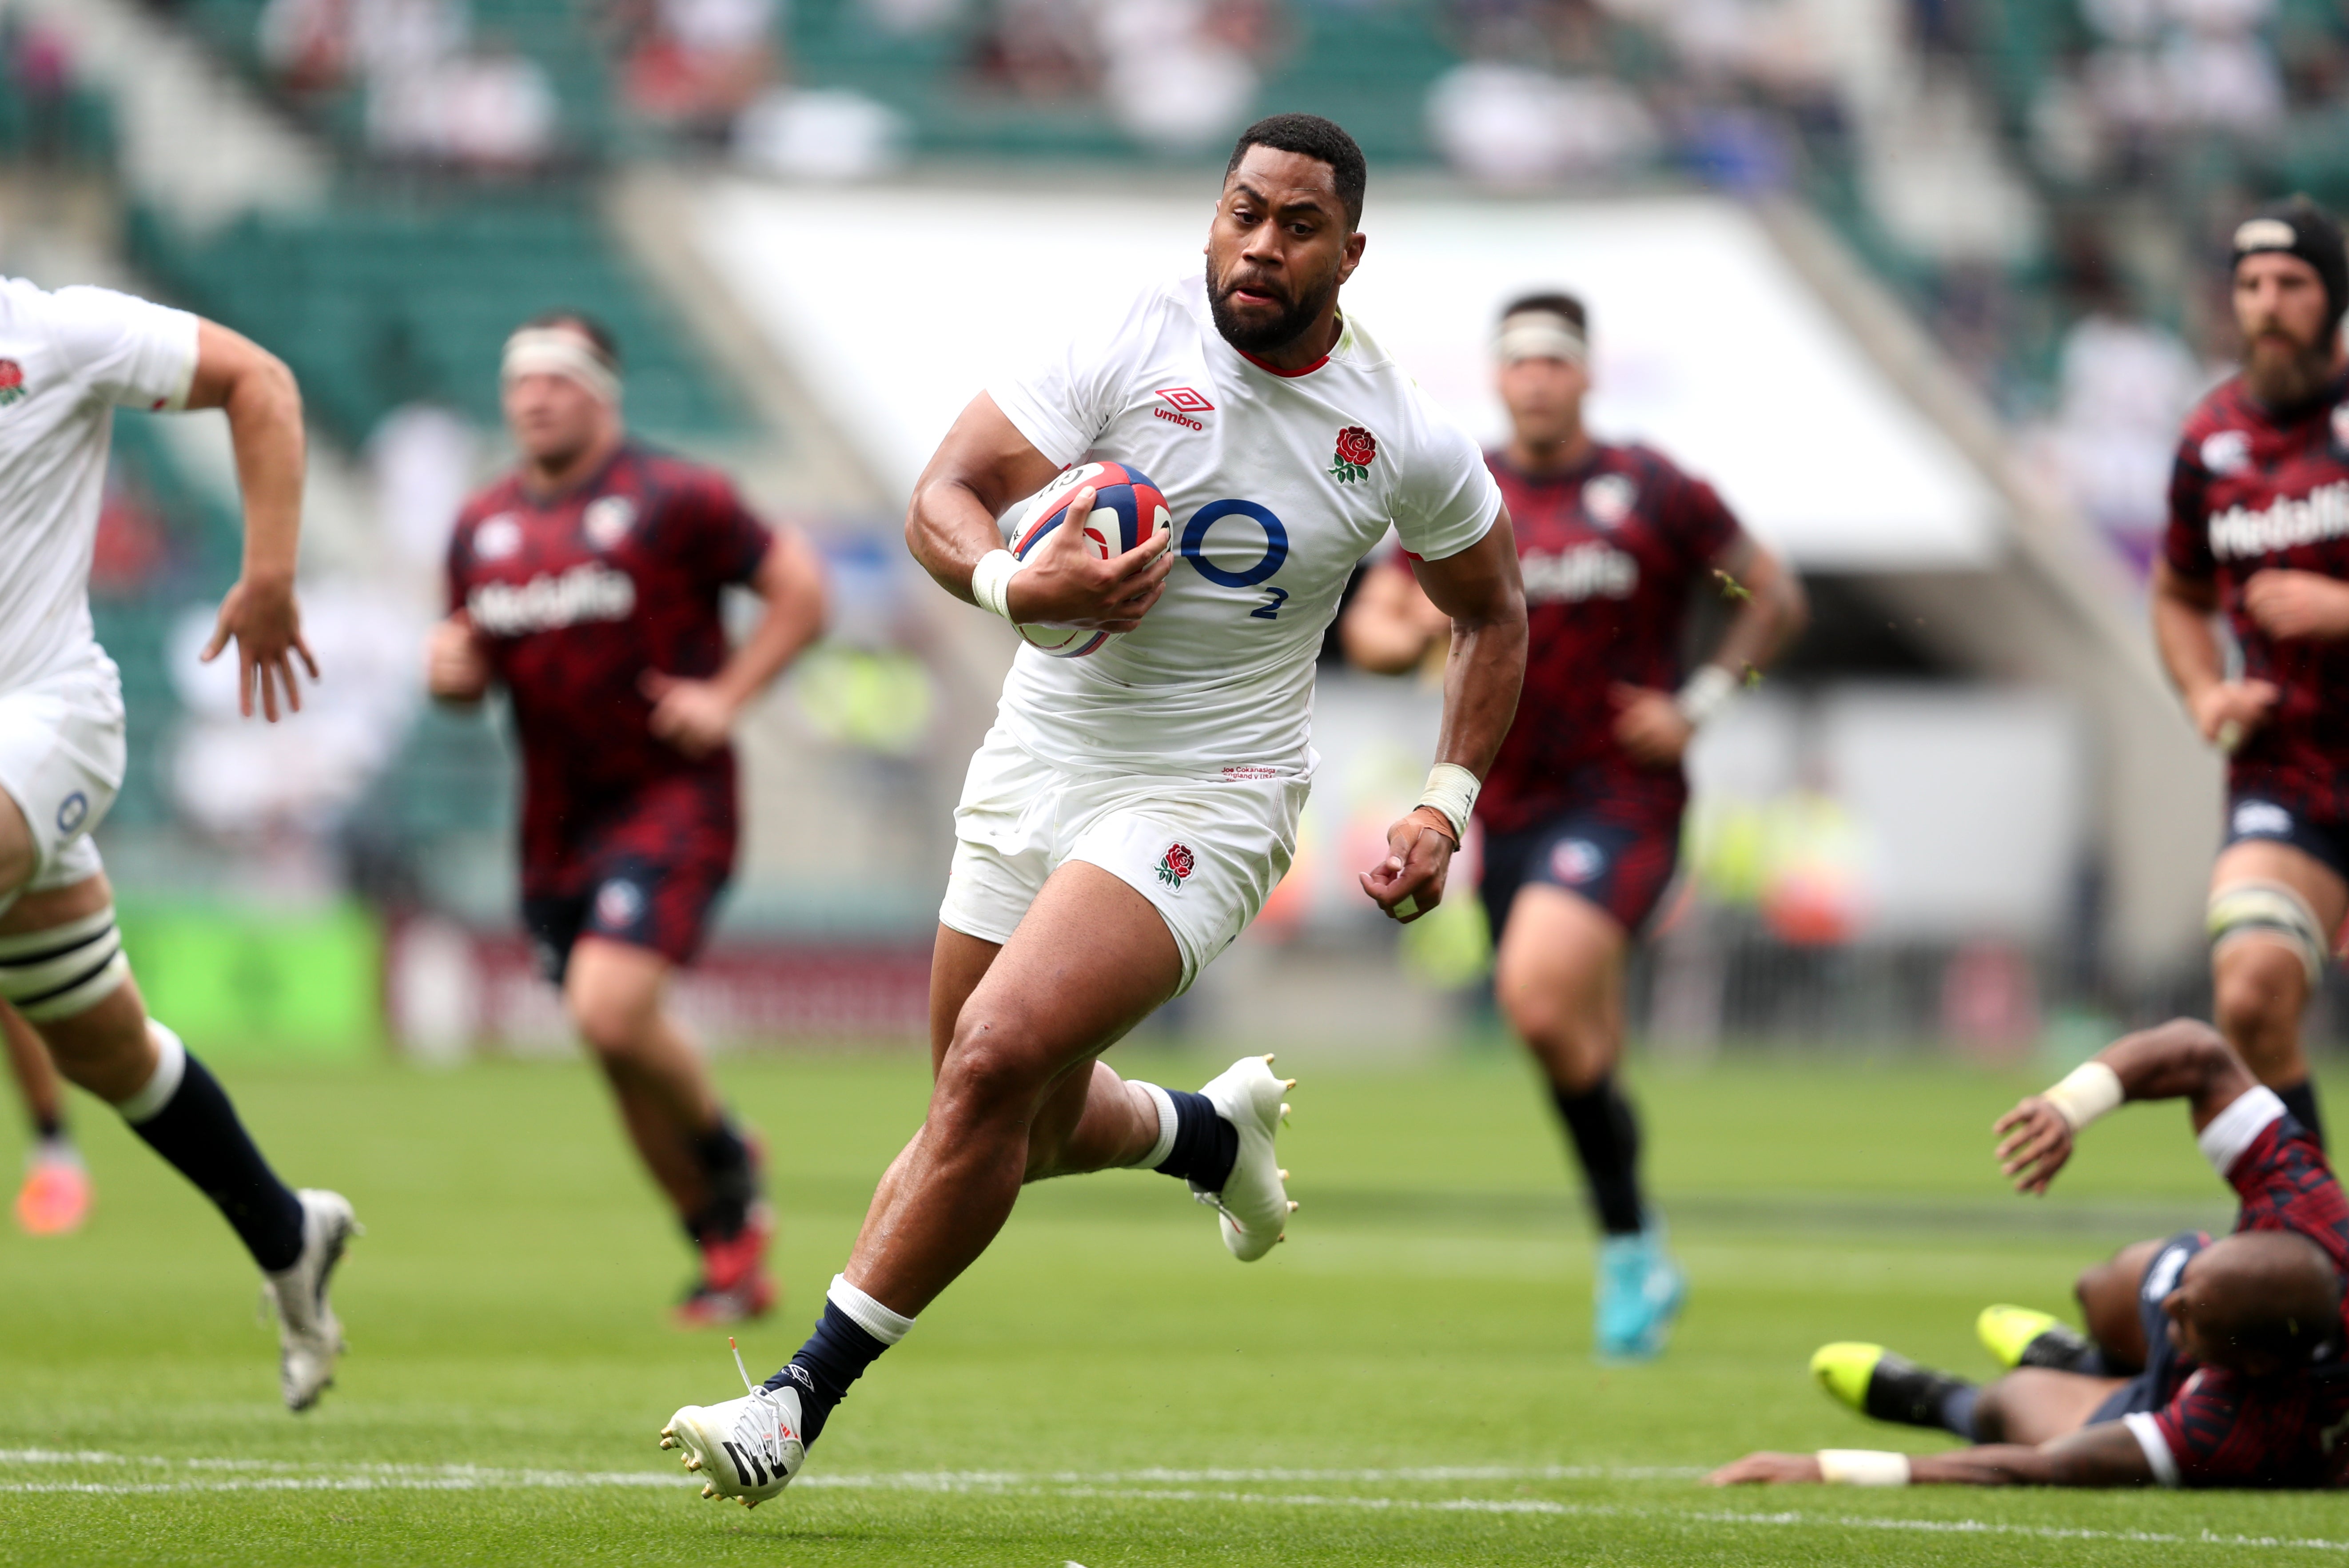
xmin=1235 ymin=346 xmax=1329 ymax=378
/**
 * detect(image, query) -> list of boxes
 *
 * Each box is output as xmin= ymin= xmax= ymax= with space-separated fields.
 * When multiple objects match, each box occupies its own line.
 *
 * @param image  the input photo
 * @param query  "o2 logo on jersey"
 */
xmin=55 ymin=791 xmax=88 ymax=836
xmin=583 ymin=496 xmax=637 ymax=550
xmin=1182 ymin=500 xmax=1291 ymax=620
xmin=475 ymin=514 xmax=523 ymax=560
xmin=1583 ymin=474 xmax=1637 ymax=528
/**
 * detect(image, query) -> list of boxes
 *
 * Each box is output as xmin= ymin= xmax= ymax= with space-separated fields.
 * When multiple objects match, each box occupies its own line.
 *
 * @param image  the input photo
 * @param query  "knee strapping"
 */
xmin=0 ymin=906 xmax=130 ymax=1022
xmin=2209 ymin=880 xmax=2328 ymax=986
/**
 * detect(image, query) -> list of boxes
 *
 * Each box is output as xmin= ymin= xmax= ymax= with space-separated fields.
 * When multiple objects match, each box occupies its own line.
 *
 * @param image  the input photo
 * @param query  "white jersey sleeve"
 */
xmin=986 ymin=292 xmax=1147 ymax=469
xmin=44 ymin=286 xmax=200 ymax=412
xmin=1389 ymin=386 xmax=1500 ymax=562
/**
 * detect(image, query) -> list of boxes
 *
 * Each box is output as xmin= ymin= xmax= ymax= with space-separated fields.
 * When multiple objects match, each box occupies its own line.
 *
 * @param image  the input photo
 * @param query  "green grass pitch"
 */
xmin=6 ymin=1042 xmax=2349 ymax=1565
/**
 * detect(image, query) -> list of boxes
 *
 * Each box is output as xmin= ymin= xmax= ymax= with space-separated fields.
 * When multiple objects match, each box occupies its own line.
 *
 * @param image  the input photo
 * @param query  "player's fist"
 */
xmin=1993 ymin=1094 xmax=2075 ymax=1195
xmin=1610 ymin=683 xmax=1695 ymax=767
xmin=1706 ymin=1453 xmax=1824 ymax=1486
xmin=1004 ymin=487 xmax=1175 ymax=633
xmin=426 ymin=614 xmax=490 ymax=703
xmin=641 ymin=671 xmax=741 ymax=759
xmin=2244 ymin=569 xmax=2349 ymax=641
xmin=2186 ymin=679 xmax=2279 ymax=752
xmin=1359 ymin=808 xmax=1457 ymax=923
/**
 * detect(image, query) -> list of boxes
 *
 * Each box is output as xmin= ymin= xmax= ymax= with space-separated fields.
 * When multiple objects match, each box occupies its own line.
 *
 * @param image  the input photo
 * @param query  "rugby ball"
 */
xmin=1005 ymin=461 xmax=1173 ymax=657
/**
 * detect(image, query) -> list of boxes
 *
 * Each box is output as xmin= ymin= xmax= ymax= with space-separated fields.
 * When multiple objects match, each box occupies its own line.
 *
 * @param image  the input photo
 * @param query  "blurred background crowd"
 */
xmin=0 ymin=0 xmax=2335 ymax=1064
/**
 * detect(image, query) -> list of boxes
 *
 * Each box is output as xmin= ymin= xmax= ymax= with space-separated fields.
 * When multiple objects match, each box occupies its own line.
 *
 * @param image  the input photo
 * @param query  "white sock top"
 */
xmin=827 ymin=1274 xmax=916 ymax=1346
xmin=1134 ymin=1082 xmax=1178 ymax=1170
xmin=115 ymin=1019 xmax=187 ymax=1125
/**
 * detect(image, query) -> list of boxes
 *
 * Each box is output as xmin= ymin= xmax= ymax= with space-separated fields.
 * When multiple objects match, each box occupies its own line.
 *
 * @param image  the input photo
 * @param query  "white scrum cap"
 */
xmin=501 ymin=325 xmax=622 ymax=405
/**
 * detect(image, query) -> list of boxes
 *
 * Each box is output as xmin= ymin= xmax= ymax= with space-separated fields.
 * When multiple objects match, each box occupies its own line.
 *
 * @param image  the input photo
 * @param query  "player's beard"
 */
xmin=2241 ymin=322 xmax=2341 ymax=410
xmin=1207 ymin=260 xmax=1337 ymax=356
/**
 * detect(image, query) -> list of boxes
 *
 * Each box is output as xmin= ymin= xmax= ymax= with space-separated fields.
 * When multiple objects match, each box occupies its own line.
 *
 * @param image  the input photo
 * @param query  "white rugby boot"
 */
xmin=660 ymin=1342 xmax=805 ymax=1508
xmin=1192 ymin=1053 xmax=1297 ymax=1262
xmin=261 ymin=1188 xmax=359 ymax=1412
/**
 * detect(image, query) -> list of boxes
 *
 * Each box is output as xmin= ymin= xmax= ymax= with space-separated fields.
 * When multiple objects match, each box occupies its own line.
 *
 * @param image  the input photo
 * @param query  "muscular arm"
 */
xmin=1358 ymin=513 xmax=1528 ymax=922
xmin=2153 ymin=559 xmax=2274 ymax=748
xmin=1709 ymin=1422 xmax=2154 ymax=1488
xmin=642 ymin=526 xmax=829 ymax=759
xmin=904 ymin=393 xmax=1172 ymax=629
xmin=184 ymin=318 xmax=316 ymax=720
xmin=1996 ymin=1018 xmax=2260 ymax=1193
xmin=1706 ymin=533 xmax=1807 ymax=679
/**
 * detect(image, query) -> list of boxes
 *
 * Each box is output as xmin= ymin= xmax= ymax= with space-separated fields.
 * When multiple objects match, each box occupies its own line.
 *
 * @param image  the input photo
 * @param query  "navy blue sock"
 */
xmin=1153 ymin=1089 xmax=1238 ymax=1192
xmin=764 ymin=1301 xmax=889 ymax=1446
xmin=1938 ymin=1385 xmax=1980 ymax=1441
xmin=127 ymin=1054 xmax=305 ymax=1273
xmin=2279 ymin=1078 xmax=2325 ymax=1150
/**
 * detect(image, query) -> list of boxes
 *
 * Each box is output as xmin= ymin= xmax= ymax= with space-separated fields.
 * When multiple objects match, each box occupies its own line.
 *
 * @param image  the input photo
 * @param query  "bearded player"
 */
xmin=656 ymin=113 xmax=1528 ymax=1504
xmin=427 ymin=313 xmax=825 ymax=1325
xmin=0 ymin=276 xmax=355 ymax=1409
xmin=1342 ymin=292 xmax=1804 ymax=1360
xmin=1715 ymin=1018 xmax=2349 ymax=1489
xmin=2155 ymin=199 xmax=2349 ymax=1152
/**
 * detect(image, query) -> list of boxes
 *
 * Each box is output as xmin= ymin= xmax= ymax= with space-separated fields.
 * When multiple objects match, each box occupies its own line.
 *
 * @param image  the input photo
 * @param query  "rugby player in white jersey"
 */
xmin=0 ymin=277 xmax=356 ymax=1409
xmin=659 ymin=113 xmax=1529 ymax=1504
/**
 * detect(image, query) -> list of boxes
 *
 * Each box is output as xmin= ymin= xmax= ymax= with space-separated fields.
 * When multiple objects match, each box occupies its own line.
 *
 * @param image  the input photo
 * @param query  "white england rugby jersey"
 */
xmin=0 ymin=278 xmax=199 ymax=692
xmin=987 ymin=274 xmax=1499 ymax=776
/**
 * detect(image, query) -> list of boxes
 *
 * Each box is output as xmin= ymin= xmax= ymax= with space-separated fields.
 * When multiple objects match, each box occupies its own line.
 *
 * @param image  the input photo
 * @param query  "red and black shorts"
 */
xmin=1477 ymin=795 xmax=1683 ymax=941
xmin=519 ymin=776 xmax=735 ymax=985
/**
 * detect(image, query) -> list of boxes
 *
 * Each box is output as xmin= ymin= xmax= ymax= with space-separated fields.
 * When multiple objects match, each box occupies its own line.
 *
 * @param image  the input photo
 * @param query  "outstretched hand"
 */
xmin=1993 ymin=1095 xmax=2074 ymax=1195
xmin=1706 ymin=1453 xmax=1823 ymax=1485
xmin=1359 ymin=809 xmax=1456 ymax=923
xmin=200 ymin=573 xmax=318 ymax=722
xmin=1003 ymin=486 xmax=1174 ymax=631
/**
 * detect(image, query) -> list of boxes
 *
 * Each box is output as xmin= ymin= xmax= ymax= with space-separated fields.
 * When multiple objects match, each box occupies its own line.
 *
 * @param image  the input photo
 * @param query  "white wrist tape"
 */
xmin=971 ymin=549 xmax=1026 ymax=622
xmin=1817 ymin=1449 xmax=1911 ymax=1486
xmin=1416 ymin=763 xmax=1481 ymax=843
xmin=1676 ymin=664 xmax=1737 ymax=728
xmin=2041 ymin=1060 xmax=2125 ymax=1131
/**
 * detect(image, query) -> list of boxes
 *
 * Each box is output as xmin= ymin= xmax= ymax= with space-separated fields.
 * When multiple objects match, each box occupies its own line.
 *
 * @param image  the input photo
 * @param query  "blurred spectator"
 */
xmin=1097 ymin=0 xmax=1264 ymax=150
xmin=367 ymin=39 xmax=559 ymax=172
xmin=970 ymin=0 xmax=1102 ymax=101
xmin=735 ymin=87 xmax=909 ymax=179
xmin=618 ymin=0 xmax=780 ymax=142
xmin=2035 ymin=282 xmax=2205 ymax=572
xmin=1427 ymin=63 xmax=1657 ymax=187
xmin=7 ymin=18 xmax=75 ymax=162
xmin=259 ymin=0 xmax=470 ymax=98
xmin=367 ymin=403 xmax=480 ymax=573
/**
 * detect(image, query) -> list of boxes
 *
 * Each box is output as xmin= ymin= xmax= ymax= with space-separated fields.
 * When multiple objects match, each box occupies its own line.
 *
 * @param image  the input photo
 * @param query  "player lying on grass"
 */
xmin=658 ymin=112 xmax=1527 ymax=1506
xmin=0 ymin=278 xmax=354 ymax=1409
xmin=428 ymin=312 xmax=826 ymax=1325
xmin=1711 ymin=1019 xmax=2349 ymax=1488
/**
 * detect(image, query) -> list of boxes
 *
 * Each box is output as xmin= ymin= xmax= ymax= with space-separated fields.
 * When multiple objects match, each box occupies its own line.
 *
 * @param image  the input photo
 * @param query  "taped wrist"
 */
xmin=1416 ymin=764 xmax=1480 ymax=843
xmin=1676 ymin=664 xmax=1737 ymax=728
xmin=2041 ymin=1061 xmax=2125 ymax=1131
xmin=1817 ymin=1449 xmax=1911 ymax=1486
xmin=971 ymin=549 xmax=1027 ymax=622
xmin=0 ymin=906 xmax=131 ymax=1022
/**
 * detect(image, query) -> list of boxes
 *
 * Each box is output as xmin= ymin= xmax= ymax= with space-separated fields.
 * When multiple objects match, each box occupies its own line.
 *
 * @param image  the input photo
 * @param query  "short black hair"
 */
xmin=1500 ymin=292 xmax=1587 ymax=333
xmin=1225 ymin=114 xmax=1367 ymax=229
xmin=519 ymin=310 xmax=622 ymax=371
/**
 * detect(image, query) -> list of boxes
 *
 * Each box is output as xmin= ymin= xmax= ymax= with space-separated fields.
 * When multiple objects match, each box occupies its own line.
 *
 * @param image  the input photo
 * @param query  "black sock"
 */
xmin=32 ymin=1110 xmax=63 ymax=1142
xmin=688 ymin=1115 xmax=758 ymax=1241
xmin=2018 ymin=1322 xmax=2106 ymax=1376
xmin=1153 ymin=1089 xmax=1238 ymax=1193
xmin=1863 ymin=1350 xmax=1978 ymax=1436
xmin=127 ymin=1054 xmax=305 ymax=1273
xmin=2279 ymin=1078 xmax=2326 ymax=1150
xmin=1938 ymin=1385 xmax=1981 ymax=1441
xmin=1552 ymin=1077 xmax=1644 ymax=1236
xmin=763 ymin=1300 xmax=889 ymax=1446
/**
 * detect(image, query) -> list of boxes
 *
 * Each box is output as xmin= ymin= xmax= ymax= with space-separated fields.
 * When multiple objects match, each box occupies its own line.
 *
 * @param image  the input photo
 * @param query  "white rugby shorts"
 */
xmin=0 ymin=651 xmax=125 ymax=913
xmin=939 ymin=726 xmax=1310 ymax=994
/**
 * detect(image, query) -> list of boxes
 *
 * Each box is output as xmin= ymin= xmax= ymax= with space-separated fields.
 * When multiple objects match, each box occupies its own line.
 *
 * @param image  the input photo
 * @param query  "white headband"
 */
xmin=501 ymin=327 xmax=621 ymax=405
xmin=1496 ymin=310 xmax=1587 ymax=366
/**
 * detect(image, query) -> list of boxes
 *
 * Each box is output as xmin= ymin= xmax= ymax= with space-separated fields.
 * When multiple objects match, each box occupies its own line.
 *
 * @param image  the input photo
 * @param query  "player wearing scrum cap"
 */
xmin=0 ymin=275 xmax=355 ymax=1408
xmin=426 ymin=312 xmax=826 ymax=1325
xmin=1342 ymin=293 xmax=1804 ymax=1361
xmin=657 ymin=113 xmax=1527 ymax=1506
xmin=2155 ymin=197 xmax=2349 ymax=1150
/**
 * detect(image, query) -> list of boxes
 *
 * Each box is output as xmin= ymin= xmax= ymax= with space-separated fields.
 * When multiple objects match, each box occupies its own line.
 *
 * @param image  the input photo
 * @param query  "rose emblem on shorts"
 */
xmin=0 ymin=358 xmax=25 ymax=408
xmin=1328 ymin=426 xmax=1376 ymax=485
xmin=1156 ymin=843 xmax=1195 ymax=889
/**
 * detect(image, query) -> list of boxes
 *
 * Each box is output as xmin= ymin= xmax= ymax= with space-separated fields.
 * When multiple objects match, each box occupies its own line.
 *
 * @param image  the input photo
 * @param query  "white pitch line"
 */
xmin=4 ymin=1453 xmax=2345 ymax=1555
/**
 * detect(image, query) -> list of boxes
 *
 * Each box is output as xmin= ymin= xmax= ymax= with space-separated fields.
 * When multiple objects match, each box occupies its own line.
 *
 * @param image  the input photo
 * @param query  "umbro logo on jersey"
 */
xmin=0 ymin=359 xmax=26 ymax=408
xmin=1153 ymin=388 xmax=1212 ymax=431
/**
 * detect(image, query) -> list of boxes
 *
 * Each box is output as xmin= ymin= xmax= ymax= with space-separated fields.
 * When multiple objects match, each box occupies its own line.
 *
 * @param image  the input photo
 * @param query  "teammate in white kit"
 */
xmin=0 ymin=277 xmax=357 ymax=1410
xmin=660 ymin=114 xmax=1529 ymax=1504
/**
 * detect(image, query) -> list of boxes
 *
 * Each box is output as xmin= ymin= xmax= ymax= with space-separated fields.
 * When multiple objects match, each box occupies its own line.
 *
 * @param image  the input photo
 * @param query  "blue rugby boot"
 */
xmin=1594 ymin=1225 xmax=1685 ymax=1361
